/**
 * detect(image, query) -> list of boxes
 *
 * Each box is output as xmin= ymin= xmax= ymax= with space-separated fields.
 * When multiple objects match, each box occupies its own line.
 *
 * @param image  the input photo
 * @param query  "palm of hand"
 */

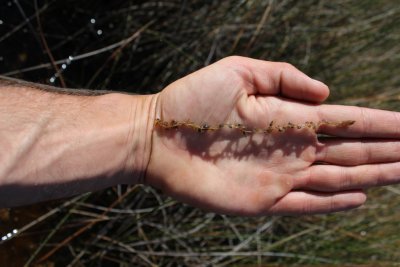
xmin=147 ymin=57 xmax=325 ymax=215
xmin=146 ymin=57 xmax=400 ymax=216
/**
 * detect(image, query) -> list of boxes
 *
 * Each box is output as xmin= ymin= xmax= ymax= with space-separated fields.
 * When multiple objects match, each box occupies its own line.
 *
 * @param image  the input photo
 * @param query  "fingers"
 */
xmin=317 ymin=104 xmax=400 ymax=138
xmin=269 ymin=190 xmax=366 ymax=215
xmin=316 ymin=139 xmax=400 ymax=166
xmin=295 ymin=162 xmax=400 ymax=192
xmin=221 ymin=57 xmax=330 ymax=102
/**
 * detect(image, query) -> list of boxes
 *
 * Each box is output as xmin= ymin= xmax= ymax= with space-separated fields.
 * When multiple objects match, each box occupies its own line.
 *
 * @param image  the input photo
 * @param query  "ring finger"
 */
xmin=315 ymin=138 xmax=400 ymax=166
xmin=295 ymin=162 xmax=400 ymax=192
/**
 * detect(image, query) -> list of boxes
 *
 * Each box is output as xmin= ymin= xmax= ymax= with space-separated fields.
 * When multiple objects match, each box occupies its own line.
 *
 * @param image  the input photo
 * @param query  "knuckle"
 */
xmin=339 ymin=168 xmax=353 ymax=190
xmin=329 ymin=196 xmax=339 ymax=212
xmin=358 ymin=106 xmax=371 ymax=134
xmin=362 ymin=140 xmax=372 ymax=164
xmin=222 ymin=55 xmax=245 ymax=63
xmin=302 ymin=195 xmax=313 ymax=214
xmin=279 ymin=62 xmax=296 ymax=70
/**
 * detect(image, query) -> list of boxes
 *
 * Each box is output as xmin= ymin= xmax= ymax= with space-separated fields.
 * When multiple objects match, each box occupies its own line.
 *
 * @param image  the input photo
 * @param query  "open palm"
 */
xmin=146 ymin=56 xmax=400 ymax=216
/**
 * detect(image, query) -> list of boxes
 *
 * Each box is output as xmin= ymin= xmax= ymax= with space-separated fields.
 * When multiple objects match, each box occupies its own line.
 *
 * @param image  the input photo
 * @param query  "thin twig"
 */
xmin=36 ymin=186 xmax=139 ymax=263
xmin=34 ymin=0 xmax=66 ymax=87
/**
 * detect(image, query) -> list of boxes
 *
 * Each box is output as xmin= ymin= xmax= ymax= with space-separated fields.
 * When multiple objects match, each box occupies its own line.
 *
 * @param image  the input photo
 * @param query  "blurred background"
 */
xmin=0 ymin=0 xmax=399 ymax=266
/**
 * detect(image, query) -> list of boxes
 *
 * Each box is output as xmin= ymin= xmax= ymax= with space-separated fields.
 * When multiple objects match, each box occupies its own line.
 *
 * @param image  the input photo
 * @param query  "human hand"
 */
xmin=145 ymin=56 xmax=400 ymax=216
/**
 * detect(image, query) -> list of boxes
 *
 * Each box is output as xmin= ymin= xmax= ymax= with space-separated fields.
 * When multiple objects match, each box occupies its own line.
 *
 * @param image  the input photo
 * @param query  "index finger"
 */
xmin=317 ymin=104 xmax=400 ymax=138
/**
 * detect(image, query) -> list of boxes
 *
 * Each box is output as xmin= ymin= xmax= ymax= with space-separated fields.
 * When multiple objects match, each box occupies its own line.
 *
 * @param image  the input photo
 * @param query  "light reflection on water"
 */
xmin=1 ymin=229 xmax=18 ymax=241
xmin=0 ymin=203 xmax=58 ymax=265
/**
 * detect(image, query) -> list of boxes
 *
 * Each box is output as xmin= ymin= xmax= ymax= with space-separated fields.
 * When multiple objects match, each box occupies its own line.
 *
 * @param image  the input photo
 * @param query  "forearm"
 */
xmin=0 ymin=78 xmax=157 ymax=207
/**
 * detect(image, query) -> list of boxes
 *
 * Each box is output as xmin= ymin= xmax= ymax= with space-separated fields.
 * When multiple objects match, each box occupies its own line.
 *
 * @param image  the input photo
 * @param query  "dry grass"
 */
xmin=0 ymin=0 xmax=399 ymax=266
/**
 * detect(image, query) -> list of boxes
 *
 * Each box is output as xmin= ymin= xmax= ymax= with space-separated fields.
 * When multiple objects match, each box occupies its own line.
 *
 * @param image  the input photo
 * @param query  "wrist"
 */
xmin=108 ymin=93 xmax=159 ymax=185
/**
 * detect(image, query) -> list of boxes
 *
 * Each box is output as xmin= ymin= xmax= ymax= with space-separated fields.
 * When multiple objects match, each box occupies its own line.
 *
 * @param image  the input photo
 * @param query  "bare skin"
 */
xmin=1 ymin=56 xmax=400 ymax=216
xmin=146 ymin=56 xmax=400 ymax=216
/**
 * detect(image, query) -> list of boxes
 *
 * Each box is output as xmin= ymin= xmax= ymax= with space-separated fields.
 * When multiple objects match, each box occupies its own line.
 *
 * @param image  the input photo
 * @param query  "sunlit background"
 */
xmin=0 ymin=0 xmax=399 ymax=266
